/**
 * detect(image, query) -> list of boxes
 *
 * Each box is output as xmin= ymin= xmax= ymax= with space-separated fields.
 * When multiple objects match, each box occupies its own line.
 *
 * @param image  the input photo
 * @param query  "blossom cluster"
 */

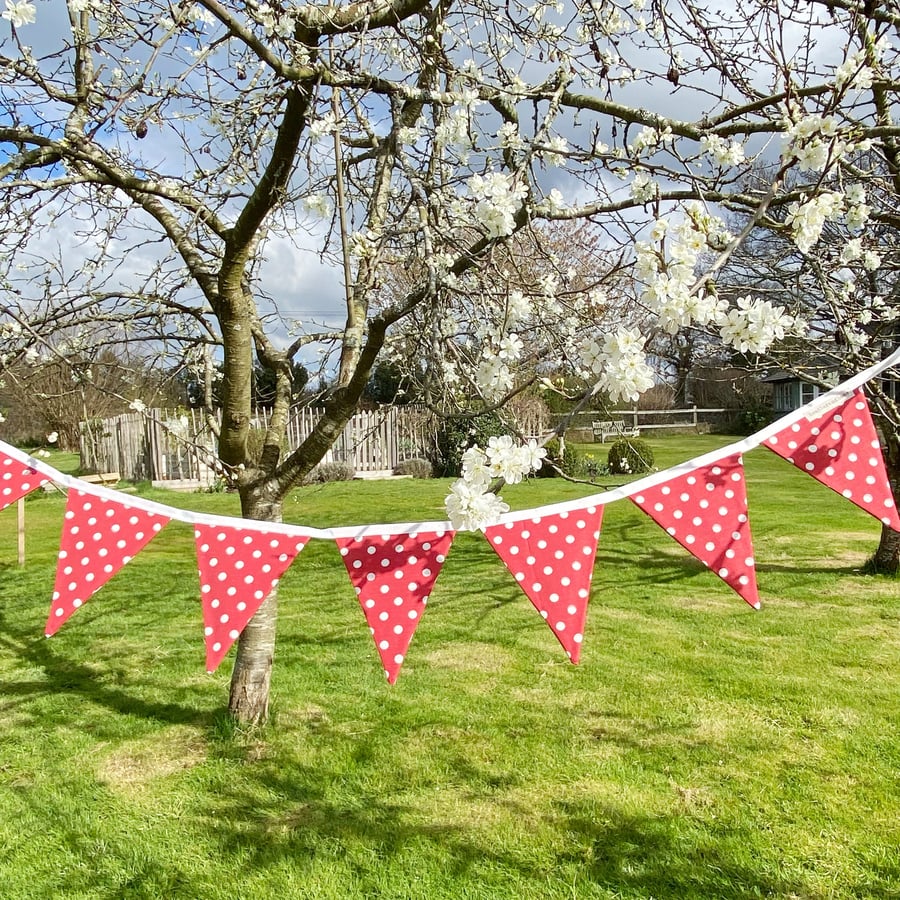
xmin=784 ymin=191 xmax=844 ymax=253
xmin=445 ymin=436 xmax=546 ymax=531
xmin=718 ymin=296 xmax=797 ymax=354
xmin=464 ymin=173 xmax=528 ymax=239
xmin=2 ymin=0 xmax=35 ymax=28
xmin=579 ymin=327 xmax=655 ymax=402
xmin=700 ymin=134 xmax=745 ymax=167
xmin=633 ymin=203 xmax=799 ymax=355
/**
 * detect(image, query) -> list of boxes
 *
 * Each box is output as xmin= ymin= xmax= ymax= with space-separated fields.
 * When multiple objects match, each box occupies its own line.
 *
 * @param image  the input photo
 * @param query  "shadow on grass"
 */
xmin=552 ymin=799 xmax=798 ymax=899
xmin=191 ymin=759 xmax=804 ymax=900
xmin=0 ymin=605 xmax=212 ymax=730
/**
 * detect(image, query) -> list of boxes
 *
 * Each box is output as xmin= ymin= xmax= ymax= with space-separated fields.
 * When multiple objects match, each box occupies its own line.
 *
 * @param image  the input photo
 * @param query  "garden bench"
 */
xmin=79 ymin=472 xmax=121 ymax=486
xmin=591 ymin=420 xmax=640 ymax=442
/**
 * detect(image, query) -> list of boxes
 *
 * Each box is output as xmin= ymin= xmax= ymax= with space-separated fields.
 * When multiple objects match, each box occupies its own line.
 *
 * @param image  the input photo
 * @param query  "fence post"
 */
xmin=17 ymin=497 xmax=25 ymax=567
xmin=693 ymin=405 xmax=698 ymax=428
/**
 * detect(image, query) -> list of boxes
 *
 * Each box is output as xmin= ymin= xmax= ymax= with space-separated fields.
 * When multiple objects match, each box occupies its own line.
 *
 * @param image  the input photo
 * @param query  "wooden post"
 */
xmin=693 ymin=405 xmax=698 ymax=429
xmin=17 ymin=496 xmax=25 ymax=567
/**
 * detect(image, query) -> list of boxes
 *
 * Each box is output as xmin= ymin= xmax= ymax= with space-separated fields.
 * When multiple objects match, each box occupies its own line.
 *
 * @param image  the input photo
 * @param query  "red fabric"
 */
xmin=0 ymin=451 xmax=49 ymax=510
xmin=630 ymin=454 xmax=760 ymax=608
xmin=337 ymin=530 xmax=454 ymax=683
xmin=46 ymin=491 xmax=169 ymax=635
xmin=763 ymin=388 xmax=900 ymax=530
xmin=484 ymin=506 xmax=603 ymax=663
xmin=194 ymin=524 xmax=308 ymax=672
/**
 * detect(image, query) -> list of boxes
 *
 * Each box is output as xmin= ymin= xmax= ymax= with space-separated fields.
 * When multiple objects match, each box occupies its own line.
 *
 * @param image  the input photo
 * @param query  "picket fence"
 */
xmin=80 ymin=406 xmax=445 ymax=485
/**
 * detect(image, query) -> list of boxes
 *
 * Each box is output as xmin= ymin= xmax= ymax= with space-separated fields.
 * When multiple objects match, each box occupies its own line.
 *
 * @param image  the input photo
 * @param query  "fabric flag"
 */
xmin=763 ymin=388 xmax=900 ymax=530
xmin=630 ymin=454 xmax=760 ymax=608
xmin=194 ymin=524 xmax=309 ymax=672
xmin=336 ymin=529 xmax=454 ymax=683
xmin=46 ymin=491 xmax=170 ymax=635
xmin=484 ymin=506 xmax=603 ymax=663
xmin=0 ymin=450 xmax=50 ymax=510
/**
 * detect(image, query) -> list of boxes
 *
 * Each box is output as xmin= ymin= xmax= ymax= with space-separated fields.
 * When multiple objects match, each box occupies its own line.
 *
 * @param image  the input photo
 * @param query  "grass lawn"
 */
xmin=0 ymin=436 xmax=898 ymax=899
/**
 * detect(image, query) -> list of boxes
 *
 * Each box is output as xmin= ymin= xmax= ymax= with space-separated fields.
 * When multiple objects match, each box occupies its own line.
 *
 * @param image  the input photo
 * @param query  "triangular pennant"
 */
xmin=46 ymin=491 xmax=170 ymax=635
xmin=194 ymin=524 xmax=309 ymax=672
xmin=763 ymin=388 xmax=900 ymax=530
xmin=484 ymin=506 xmax=603 ymax=663
xmin=630 ymin=454 xmax=760 ymax=608
xmin=0 ymin=450 xmax=50 ymax=510
xmin=336 ymin=529 xmax=454 ymax=683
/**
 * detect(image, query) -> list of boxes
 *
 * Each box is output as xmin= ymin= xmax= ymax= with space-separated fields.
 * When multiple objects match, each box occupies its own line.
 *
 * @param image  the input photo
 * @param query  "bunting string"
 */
xmin=0 ymin=346 xmax=897 ymax=680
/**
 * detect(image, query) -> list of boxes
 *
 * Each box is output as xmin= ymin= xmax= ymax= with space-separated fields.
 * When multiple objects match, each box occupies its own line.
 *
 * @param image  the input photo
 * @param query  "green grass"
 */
xmin=1 ymin=435 xmax=898 ymax=899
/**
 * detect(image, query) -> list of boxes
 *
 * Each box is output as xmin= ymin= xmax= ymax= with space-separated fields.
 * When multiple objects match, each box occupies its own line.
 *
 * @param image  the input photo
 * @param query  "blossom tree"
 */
xmin=2 ymin=0 xmax=900 ymax=721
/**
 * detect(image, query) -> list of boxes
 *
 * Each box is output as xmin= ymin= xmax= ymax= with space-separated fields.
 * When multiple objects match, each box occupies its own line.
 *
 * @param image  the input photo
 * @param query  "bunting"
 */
xmin=46 ymin=491 xmax=170 ymax=635
xmin=0 ymin=346 xmax=896 ymax=681
xmin=337 ymin=530 xmax=454 ymax=683
xmin=0 ymin=449 xmax=49 ymax=510
xmin=763 ymin=388 xmax=900 ymax=530
xmin=484 ymin=506 xmax=603 ymax=662
xmin=630 ymin=454 xmax=760 ymax=608
xmin=194 ymin=524 xmax=309 ymax=672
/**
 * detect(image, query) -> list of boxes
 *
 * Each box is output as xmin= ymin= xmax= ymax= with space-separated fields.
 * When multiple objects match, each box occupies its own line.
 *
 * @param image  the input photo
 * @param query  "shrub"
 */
xmin=307 ymin=461 xmax=356 ymax=483
xmin=433 ymin=412 xmax=509 ymax=477
xmin=394 ymin=457 xmax=433 ymax=479
xmin=607 ymin=438 xmax=654 ymax=475
xmin=536 ymin=438 xmax=580 ymax=478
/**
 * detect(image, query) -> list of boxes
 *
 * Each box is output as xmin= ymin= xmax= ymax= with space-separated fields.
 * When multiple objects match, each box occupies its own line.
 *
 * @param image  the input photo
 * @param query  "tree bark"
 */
xmin=227 ymin=486 xmax=283 ymax=725
xmin=871 ymin=430 xmax=900 ymax=575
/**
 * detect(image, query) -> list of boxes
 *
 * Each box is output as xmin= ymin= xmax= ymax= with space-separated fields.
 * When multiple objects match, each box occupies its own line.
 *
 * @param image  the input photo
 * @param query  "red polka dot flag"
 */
xmin=337 ymin=530 xmax=454 ymax=683
xmin=0 ymin=449 xmax=49 ymax=510
xmin=630 ymin=454 xmax=760 ymax=608
xmin=484 ymin=506 xmax=603 ymax=663
xmin=763 ymin=388 xmax=900 ymax=530
xmin=195 ymin=524 xmax=309 ymax=672
xmin=46 ymin=491 xmax=170 ymax=636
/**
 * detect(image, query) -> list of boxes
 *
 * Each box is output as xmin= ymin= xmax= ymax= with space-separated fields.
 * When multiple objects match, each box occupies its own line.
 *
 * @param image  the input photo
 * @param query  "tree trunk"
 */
xmin=871 ymin=431 xmax=900 ymax=575
xmin=227 ymin=487 xmax=283 ymax=725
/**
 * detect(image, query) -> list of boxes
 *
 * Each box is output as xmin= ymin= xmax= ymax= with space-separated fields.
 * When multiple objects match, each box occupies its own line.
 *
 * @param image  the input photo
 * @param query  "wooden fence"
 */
xmin=557 ymin=406 xmax=731 ymax=438
xmin=80 ymin=406 xmax=443 ymax=485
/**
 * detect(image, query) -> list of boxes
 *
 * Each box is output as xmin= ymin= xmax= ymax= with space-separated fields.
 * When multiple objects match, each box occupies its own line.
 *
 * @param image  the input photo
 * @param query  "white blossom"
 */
xmin=700 ymin=134 xmax=745 ymax=166
xmin=129 ymin=398 xmax=147 ymax=413
xmin=46 ymin=431 xmax=58 ymax=444
xmin=2 ymin=0 xmax=35 ymax=27
xmin=445 ymin=479 xmax=509 ymax=532
xmin=467 ymin=172 xmax=528 ymax=239
xmin=785 ymin=192 xmax=844 ymax=253
xmin=717 ymin=296 xmax=796 ymax=354
xmin=630 ymin=172 xmax=657 ymax=202
xmin=303 ymin=194 xmax=332 ymax=217
xmin=863 ymin=250 xmax=881 ymax=271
